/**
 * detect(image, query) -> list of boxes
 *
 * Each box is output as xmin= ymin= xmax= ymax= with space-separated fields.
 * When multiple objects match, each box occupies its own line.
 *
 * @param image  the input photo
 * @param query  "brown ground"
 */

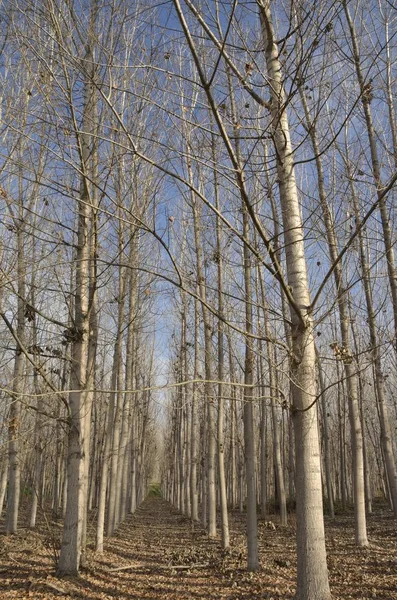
xmin=0 ymin=497 xmax=396 ymax=599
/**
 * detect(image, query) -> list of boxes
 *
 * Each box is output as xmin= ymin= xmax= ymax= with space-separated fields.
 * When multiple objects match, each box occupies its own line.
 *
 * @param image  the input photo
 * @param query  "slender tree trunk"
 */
xmin=266 ymin=144 xmax=295 ymax=504
xmin=130 ymin=409 xmax=137 ymax=514
xmin=351 ymin=320 xmax=373 ymax=515
xmin=53 ymin=326 xmax=70 ymax=519
xmin=178 ymin=302 xmax=187 ymax=515
xmin=190 ymin=295 xmax=199 ymax=521
xmin=260 ymin=381 xmax=268 ymax=520
xmin=317 ymin=356 xmax=335 ymax=518
xmin=254 ymin=300 xmax=267 ymax=521
xmin=214 ymin=143 xmax=229 ymax=548
xmin=81 ymin=180 xmax=98 ymax=559
xmin=57 ymin=156 xmax=91 ymax=575
xmin=336 ymin=364 xmax=347 ymax=510
xmin=0 ymin=462 xmax=8 ymax=516
xmin=57 ymin=6 xmax=97 ymax=570
xmin=192 ymin=195 xmax=216 ymax=538
xmin=227 ymin=335 xmax=238 ymax=510
xmin=29 ymin=268 xmax=44 ymax=530
xmin=258 ymin=2 xmax=331 ymax=596
xmin=226 ymin=66 xmax=258 ymax=565
xmin=345 ymin=168 xmax=397 ymax=516
xmin=344 ymin=1 xmax=397 ymax=349
xmin=107 ymin=271 xmax=127 ymax=537
xmin=120 ymin=255 xmax=138 ymax=521
xmin=259 ymin=275 xmax=287 ymax=525
xmin=6 ymin=205 xmax=25 ymax=535
xmin=299 ymin=79 xmax=367 ymax=545
xmin=242 ymin=204 xmax=259 ymax=571
xmin=136 ymin=377 xmax=150 ymax=505
xmin=270 ymin=350 xmax=287 ymax=525
xmin=96 ymin=326 xmax=123 ymax=551
xmin=184 ymin=399 xmax=191 ymax=518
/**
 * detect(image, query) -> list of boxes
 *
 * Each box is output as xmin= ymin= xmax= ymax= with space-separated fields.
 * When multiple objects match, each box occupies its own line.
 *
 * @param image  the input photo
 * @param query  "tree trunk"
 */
xmin=258 ymin=2 xmax=331 ymax=596
xmin=317 ymin=356 xmax=335 ymax=518
xmin=299 ymin=77 xmax=367 ymax=546
xmin=57 ymin=7 xmax=97 ymax=571
xmin=57 ymin=171 xmax=91 ymax=576
xmin=260 ymin=276 xmax=287 ymax=525
xmin=0 ymin=461 xmax=8 ymax=516
xmin=190 ymin=295 xmax=199 ymax=521
xmin=6 ymin=208 xmax=25 ymax=535
xmin=242 ymin=204 xmax=259 ymax=571
xmin=120 ymin=256 xmax=138 ymax=522
xmin=214 ymin=143 xmax=230 ymax=549
xmin=227 ymin=335 xmax=238 ymax=510
xmin=344 ymin=1 xmax=397 ymax=351
xmin=96 ymin=323 xmax=123 ymax=552
xmin=107 ymin=271 xmax=127 ymax=537
xmin=192 ymin=195 xmax=216 ymax=539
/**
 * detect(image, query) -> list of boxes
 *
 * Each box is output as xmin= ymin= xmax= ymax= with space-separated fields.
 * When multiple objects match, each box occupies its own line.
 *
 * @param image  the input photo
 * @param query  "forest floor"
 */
xmin=0 ymin=496 xmax=396 ymax=600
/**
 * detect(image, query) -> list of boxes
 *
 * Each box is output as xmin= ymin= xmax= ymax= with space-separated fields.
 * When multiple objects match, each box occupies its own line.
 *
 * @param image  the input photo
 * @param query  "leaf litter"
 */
xmin=0 ymin=497 xmax=396 ymax=599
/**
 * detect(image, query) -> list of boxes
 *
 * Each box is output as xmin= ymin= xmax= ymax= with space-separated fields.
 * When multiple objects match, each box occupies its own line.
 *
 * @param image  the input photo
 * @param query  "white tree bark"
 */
xmin=317 ymin=357 xmax=335 ymax=518
xmin=258 ymin=1 xmax=331 ymax=596
xmin=348 ymin=172 xmax=397 ymax=517
xmin=0 ymin=462 xmax=8 ymax=516
xmin=299 ymin=82 xmax=367 ymax=545
xmin=57 ymin=29 xmax=96 ymax=572
xmin=6 ymin=192 xmax=25 ymax=535
xmin=214 ymin=142 xmax=230 ymax=549
xmin=192 ymin=195 xmax=217 ymax=538
xmin=344 ymin=1 xmax=397 ymax=351
xmin=57 ymin=173 xmax=91 ymax=576
xmin=190 ymin=295 xmax=200 ymax=522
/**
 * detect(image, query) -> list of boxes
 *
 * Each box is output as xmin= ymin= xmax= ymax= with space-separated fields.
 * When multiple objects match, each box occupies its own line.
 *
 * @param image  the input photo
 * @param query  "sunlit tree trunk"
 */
xmin=227 ymin=334 xmax=238 ymax=510
xmin=130 ymin=405 xmax=138 ymax=514
xmin=266 ymin=144 xmax=295 ymax=503
xmin=190 ymin=295 xmax=199 ymax=521
xmin=336 ymin=360 xmax=348 ymax=510
xmin=241 ymin=203 xmax=259 ymax=570
xmin=317 ymin=356 xmax=335 ymax=518
xmin=258 ymin=270 xmax=287 ymax=524
xmin=29 ymin=284 xmax=44 ymax=529
xmin=268 ymin=326 xmax=287 ymax=526
xmin=81 ymin=87 xmax=99 ymax=563
xmin=57 ymin=1 xmax=98 ymax=571
xmin=120 ymin=247 xmax=138 ymax=522
xmin=177 ymin=298 xmax=187 ymax=514
xmin=346 ymin=169 xmax=397 ymax=516
xmin=299 ymin=77 xmax=367 ymax=545
xmin=255 ymin=303 xmax=268 ymax=520
xmin=350 ymin=314 xmax=373 ymax=515
xmin=226 ymin=69 xmax=258 ymax=565
xmin=57 ymin=119 xmax=92 ymax=576
xmin=5 ymin=182 xmax=25 ymax=535
xmin=0 ymin=461 xmax=7 ymax=516
xmin=192 ymin=195 xmax=216 ymax=539
xmin=343 ymin=0 xmax=397 ymax=349
xmin=96 ymin=303 xmax=124 ymax=551
xmin=107 ymin=262 xmax=127 ymax=537
xmin=344 ymin=2 xmax=397 ymax=350
xmin=259 ymin=1 xmax=331 ymax=596
xmin=214 ymin=139 xmax=230 ymax=549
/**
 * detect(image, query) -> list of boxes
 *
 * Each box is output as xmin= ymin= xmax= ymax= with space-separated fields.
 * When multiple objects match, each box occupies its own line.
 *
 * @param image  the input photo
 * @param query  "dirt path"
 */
xmin=86 ymin=496 xmax=275 ymax=600
xmin=1 ymin=497 xmax=264 ymax=600
xmin=1 ymin=497 xmax=396 ymax=599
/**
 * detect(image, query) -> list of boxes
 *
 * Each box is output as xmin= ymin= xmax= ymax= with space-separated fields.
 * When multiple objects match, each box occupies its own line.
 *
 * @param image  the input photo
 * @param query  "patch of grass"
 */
xmin=148 ymin=482 xmax=162 ymax=497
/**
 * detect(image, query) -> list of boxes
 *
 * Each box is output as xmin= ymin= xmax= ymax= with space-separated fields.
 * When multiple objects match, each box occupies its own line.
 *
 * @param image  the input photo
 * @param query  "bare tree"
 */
xmin=258 ymin=2 xmax=331 ymax=596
